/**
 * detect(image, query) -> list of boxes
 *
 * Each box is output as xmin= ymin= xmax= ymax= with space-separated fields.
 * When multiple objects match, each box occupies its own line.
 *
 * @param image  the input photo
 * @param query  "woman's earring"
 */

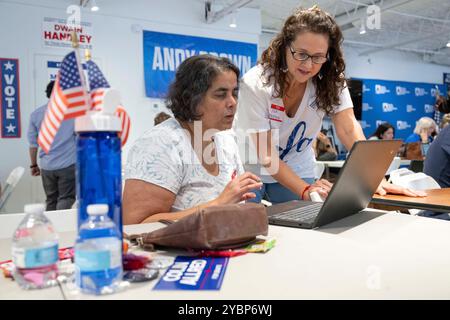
xmin=281 ymin=67 xmax=288 ymax=73
xmin=318 ymin=72 xmax=323 ymax=80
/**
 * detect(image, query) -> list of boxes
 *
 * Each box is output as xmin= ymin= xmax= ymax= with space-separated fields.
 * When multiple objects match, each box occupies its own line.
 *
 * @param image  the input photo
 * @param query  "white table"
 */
xmin=2 ymin=209 xmax=450 ymax=299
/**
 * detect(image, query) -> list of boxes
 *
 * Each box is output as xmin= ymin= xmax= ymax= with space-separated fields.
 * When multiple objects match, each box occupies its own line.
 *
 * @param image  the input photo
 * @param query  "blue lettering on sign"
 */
xmin=278 ymin=121 xmax=313 ymax=160
xmin=153 ymin=256 xmax=229 ymax=290
xmin=1 ymin=58 xmax=21 ymax=138
xmin=143 ymin=30 xmax=257 ymax=98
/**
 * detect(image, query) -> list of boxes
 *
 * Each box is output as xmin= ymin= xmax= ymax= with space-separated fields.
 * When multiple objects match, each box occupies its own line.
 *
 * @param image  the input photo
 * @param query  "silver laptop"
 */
xmin=267 ymin=140 xmax=403 ymax=229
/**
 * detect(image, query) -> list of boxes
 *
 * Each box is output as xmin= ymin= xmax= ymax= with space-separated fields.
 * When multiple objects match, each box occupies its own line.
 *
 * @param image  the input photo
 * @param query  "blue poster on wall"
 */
xmin=143 ymin=30 xmax=257 ymax=98
xmin=358 ymin=78 xmax=445 ymax=140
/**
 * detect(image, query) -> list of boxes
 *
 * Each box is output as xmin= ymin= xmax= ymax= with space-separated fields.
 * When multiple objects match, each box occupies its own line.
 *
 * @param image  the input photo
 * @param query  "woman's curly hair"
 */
xmin=166 ymin=54 xmax=240 ymax=122
xmin=260 ymin=6 xmax=346 ymax=115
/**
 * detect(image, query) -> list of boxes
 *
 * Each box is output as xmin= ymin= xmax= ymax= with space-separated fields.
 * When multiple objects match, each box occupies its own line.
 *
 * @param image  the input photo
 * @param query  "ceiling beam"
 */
xmin=358 ymin=8 xmax=450 ymax=56
xmin=205 ymin=0 xmax=253 ymax=24
xmin=335 ymin=0 xmax=415 ymax=30
xmin=345 ymin=40 xmax=449 ymax=56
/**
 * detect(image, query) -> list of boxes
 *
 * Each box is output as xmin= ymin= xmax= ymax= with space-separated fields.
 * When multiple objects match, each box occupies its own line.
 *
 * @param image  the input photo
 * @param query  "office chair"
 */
xmin=409 ymin=160 xmax=424 ymax=173
xmin=0 ymin=166 xmax=25 ymax=212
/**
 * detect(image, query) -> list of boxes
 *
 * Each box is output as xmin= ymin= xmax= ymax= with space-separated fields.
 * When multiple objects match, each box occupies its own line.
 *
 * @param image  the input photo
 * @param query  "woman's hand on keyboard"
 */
xmin=305 ymin=179 xmax=333 ymax=201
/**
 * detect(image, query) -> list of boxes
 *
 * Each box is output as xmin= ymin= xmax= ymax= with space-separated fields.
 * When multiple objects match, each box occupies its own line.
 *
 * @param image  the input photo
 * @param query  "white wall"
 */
xmin=344 ymin=45 xmax=450 ymax=84
xmin=0 ymin=0 xmax=260 ymax=213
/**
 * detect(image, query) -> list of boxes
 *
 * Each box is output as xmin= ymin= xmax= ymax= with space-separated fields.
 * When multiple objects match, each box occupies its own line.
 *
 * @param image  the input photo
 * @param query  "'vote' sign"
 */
xmin=1 ymin=58 xmax=21 ymax=138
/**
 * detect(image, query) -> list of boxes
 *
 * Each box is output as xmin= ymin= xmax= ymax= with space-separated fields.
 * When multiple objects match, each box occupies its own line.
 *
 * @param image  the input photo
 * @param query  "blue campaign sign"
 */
xmin=1 ymin=58 xmax=21 ymax=138
xmin=153 ymin=256 xmax=229 ymax=290
xmin=143 ymin=30 xmax=258 ymax=98
xmin=357 ymin=78 xmax=445 ymax=140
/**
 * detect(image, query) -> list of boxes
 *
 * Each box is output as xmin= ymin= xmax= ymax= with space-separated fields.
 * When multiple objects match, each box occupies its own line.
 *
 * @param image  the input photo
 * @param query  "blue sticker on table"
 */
xmin=153 ymin=256 xmax=229 ymax=290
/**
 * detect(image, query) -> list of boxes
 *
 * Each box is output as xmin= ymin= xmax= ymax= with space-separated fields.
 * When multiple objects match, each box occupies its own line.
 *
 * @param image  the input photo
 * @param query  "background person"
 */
xmin=404 ymin=117 xmax=437 ymax=157
xmin=153 ymin=111 xmax=171 ymax=126
xmin=312 ymin=129 xmax=337 ymax=161
xmin=27 ymin=80 xmax=76 ymax=211
xmin=439 ymin=114 xmax=450 ymax=129
xmin=368 ymin=122 xmax=395 ymax=140
xmin=233 ymin=6 xmax=423 ymax=204
xmin=123 ymin=55 xmax=262 ymax=224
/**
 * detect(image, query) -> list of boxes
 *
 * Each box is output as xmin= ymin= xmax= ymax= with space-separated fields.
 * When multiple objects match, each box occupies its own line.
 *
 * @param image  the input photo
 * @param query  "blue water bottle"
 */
xmin=75 ymin=88 xmax=123 ymax=240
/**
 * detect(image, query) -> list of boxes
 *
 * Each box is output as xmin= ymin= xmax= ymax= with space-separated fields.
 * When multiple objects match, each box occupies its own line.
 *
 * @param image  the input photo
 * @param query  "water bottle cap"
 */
xmin=87 ymin=204 xmax=109 ymax=215
xmin=24 ymin=203 xmax=45 ymax=214
xmin=75 ymin=88 xmax=122 ymax=132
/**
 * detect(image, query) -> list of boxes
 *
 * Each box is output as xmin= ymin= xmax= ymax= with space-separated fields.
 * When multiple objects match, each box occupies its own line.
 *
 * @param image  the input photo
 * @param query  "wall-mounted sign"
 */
xmin=42 ymin=17 xmax=93 ymax=49
xmin=359 ymin=78 xmax=445 ymax=140
xmin=143 ymin=30 xmax=257 ymax=98
xmin=1 ymin=58 xmax=21 ymax=138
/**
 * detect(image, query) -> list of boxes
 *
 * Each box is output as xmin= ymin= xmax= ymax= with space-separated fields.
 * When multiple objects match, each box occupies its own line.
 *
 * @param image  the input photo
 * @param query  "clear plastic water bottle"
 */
xmin=75 ymin=204 xmax=123 ymax=295
xmin=75 ymin=88 xmax=123 ymax=240
xmin=11 ymin=203 xmax=59 ymax=289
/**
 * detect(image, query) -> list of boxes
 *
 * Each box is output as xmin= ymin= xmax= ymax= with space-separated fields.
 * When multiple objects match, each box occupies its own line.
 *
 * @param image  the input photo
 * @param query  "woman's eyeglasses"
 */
xmin=289 ymin=46 xmax=328 ymax=64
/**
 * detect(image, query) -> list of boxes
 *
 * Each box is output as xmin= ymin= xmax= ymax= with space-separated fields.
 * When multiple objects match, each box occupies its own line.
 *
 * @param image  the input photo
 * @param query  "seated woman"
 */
xmin=405 ymin=117 xmax=437 ymax=156
xmin=123 ymin=55 xmax=262 ymax=224
xmin=368 ymin=122 xmax=395 ymax=140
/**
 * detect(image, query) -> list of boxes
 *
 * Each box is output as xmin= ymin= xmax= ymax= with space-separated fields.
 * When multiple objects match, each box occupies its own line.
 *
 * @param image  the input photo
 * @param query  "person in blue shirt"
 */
xmin=424 ymin=125 xmax=450 ymax=188
xmin=404 ymin=117 xmax=437 ymax=156
xmin=27 ymin=80 xmax=76 ymax=210
xmin=417 ymin=123 xmax=450 ymax=220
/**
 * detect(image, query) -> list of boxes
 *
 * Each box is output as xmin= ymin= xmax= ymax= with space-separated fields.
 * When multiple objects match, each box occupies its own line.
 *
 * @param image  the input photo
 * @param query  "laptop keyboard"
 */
xmin=271 ymin=202 xmax=323 ymax=222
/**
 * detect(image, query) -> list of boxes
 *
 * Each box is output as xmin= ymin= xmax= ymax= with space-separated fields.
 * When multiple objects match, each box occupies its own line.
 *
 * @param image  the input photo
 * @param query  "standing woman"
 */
xmin=234 ymin=6 xmax=423 ymax=203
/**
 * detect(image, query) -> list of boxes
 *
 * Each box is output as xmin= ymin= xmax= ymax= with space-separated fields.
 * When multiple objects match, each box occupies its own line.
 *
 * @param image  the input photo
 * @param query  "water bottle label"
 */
xmin=75 ymin=240 xmax=121 ymax=272
xmin=12 ymin=244 xmax=58 ymax=268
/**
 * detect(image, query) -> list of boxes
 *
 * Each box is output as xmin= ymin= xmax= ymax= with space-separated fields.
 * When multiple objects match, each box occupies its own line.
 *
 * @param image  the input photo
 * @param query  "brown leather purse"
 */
xmin=128 ymin=203 xmax=268 ymax=251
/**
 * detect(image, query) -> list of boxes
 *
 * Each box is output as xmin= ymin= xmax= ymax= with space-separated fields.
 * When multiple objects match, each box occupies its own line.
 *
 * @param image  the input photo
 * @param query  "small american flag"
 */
xmin=86 ymin=60 xmax=131 ymax=146
xmin=38 ymin=51 xmax=88 ymax=154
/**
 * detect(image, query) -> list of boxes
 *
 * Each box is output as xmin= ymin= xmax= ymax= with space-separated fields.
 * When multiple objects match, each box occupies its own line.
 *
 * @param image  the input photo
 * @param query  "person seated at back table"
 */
xmin=122 ymin=55 xmax=262 ymax=224
xmin=312 ymin=129 xmax=337 ymax=161
xmin=424 ymin=124 xmax=450 ymax=189
xmin=368 ymin=122 xmax=395 ymax=140
xmin=404 ymin=117 xmax=437 ymax=157
xmin=416 ymin=124 xmax=450 ymax=220
xmin=439 ymin=114 xmax=450 ymax=130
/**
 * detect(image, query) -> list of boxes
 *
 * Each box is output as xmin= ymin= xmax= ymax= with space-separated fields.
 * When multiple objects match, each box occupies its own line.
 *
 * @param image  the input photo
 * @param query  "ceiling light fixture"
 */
xmin=359 ymin=18 xmax=366 ymax=35
xmin=90 ymin=0 xmax=99 ymax=12
xmin=229 ymin=11 xmax=237 ymax=28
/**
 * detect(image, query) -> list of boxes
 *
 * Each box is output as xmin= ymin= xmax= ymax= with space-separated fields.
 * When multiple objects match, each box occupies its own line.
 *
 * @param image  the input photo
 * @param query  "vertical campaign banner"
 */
xmin=1 ymin=58 xmax=21 ymax=138
xmin=143 ymin=30 xmax=257 ymax=98
xmin=358 ymin=78 xmax=445 ymax=140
